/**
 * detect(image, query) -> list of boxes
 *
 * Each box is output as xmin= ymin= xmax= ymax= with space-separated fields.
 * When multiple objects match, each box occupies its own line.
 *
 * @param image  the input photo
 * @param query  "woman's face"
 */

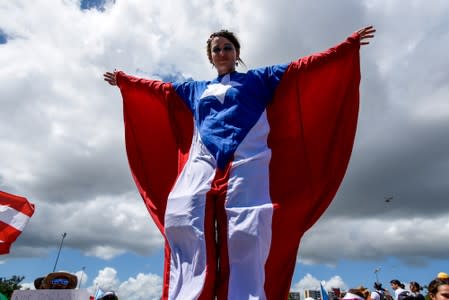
xmin=210 ymin=36 xmax=239 ymax=75
xmin=430 ymin=284 xmax=449 ymax=300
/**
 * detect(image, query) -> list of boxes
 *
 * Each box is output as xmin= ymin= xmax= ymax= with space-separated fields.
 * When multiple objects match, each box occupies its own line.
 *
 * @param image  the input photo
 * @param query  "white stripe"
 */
xmin=225 ymin=110 xmax=272 ymax=300
xmin=0 ymin=204 xmax=30 ymax=231
xmin=164 ymin=129 xmax=217 ymax=300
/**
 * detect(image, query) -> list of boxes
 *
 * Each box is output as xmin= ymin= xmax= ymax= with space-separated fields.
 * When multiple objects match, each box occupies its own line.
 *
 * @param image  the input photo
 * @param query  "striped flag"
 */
xmin=0 ymin=190 xmax=35 ymax=254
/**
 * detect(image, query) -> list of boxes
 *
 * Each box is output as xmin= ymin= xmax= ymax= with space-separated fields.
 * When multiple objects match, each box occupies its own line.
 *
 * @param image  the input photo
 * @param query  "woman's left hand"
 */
xmin=357 ymin=25 xmax=376 ymax=45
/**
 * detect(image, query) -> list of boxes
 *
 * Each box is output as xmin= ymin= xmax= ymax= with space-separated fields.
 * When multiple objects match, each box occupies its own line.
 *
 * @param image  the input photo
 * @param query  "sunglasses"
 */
xmin=212 ymin=45 xmax=234 ymax=53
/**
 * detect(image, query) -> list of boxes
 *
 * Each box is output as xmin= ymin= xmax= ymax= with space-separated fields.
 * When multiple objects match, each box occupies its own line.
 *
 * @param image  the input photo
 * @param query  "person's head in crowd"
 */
xmin=390 ymin=279 xmax=404 ymax=290
xmin=410 ymin=281 xmax=423 ymax=293
xmin=428 ymin=278 xmax=449 ymax=300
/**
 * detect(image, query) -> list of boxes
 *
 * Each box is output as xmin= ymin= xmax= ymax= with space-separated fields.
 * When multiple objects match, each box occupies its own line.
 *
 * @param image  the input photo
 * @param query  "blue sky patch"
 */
xmin=136 ymin=64 xmax=193 ymax=83
xmin=80 ymin=0 xmax=112 ymax=11
xmin=0 ymin=29 xmax=7 ymax=44
xmin=156 ymin=71 xmax=193 ymax=83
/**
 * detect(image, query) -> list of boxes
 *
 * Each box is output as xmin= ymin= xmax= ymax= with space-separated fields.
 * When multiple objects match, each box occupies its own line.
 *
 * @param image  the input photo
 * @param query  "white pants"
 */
xmin=164 ymin=111 xmax=273 ymax=300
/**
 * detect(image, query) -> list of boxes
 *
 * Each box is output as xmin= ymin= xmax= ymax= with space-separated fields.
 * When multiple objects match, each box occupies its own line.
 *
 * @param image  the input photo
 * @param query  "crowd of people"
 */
xmin=340 ymin=273 xmax=449 ymax=300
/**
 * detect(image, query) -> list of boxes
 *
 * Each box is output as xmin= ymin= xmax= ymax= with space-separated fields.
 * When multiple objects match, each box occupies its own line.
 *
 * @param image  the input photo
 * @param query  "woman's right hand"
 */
xmin=103 ymin=70 xmax=118 ymax=86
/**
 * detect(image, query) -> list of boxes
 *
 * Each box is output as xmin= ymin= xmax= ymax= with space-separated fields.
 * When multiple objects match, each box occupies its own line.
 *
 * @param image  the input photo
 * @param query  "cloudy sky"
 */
xmin=1 ymin=0 xmax=449 ymax=299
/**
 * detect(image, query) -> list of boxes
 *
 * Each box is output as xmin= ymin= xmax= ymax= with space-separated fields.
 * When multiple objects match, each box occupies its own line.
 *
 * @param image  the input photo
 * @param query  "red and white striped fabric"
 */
xmin=0 ymin=190 xmax=35 ymax=254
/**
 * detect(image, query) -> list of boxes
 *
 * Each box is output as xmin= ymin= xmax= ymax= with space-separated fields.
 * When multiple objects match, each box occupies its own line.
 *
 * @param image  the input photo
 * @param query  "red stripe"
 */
xmin=198 ymin=161 xmax=232 ymax=300
xmin=215 ymin=190 xmax=230 ymax=300
xmin=0 ymin=242 xmax=11 ymax=254
xmin=161 ymin=240 xmax=171 ymax=300
xmin=0 ymin=221 xmax=23 ymax=244
xmin=0 ymin=191 xmax=34 ymax=217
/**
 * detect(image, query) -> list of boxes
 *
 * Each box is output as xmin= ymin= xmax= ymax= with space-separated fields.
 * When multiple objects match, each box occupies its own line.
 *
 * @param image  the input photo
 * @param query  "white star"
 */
xmin=200 ymin=74 xmax=242 ymax=104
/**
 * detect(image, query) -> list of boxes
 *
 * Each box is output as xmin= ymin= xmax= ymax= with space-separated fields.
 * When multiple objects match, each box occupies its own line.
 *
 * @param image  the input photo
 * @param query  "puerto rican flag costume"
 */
xmin=116 ymin=33 xmax=361 ymax=300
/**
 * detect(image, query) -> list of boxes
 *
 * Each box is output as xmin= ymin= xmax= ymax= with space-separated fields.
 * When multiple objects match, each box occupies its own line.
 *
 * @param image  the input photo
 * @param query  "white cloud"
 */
xmin=291 ymin=273 xmax=347 ymax=298
xmin=85 ymin=245 xmax=126 ymax=260
xmin=87 ymin=267 xmax=162 ymax=300
xmin=299 ymin=216 xmax=449 ymax=266
xmin=117 ymin=272 xmax=163 ymax=300
xmin=91 ymin=267 xmax=120 ymax=292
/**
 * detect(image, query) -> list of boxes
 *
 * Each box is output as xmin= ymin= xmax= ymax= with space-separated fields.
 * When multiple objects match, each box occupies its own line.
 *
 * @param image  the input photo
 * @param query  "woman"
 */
xmin=104 ymin=26 xmax=375 ymax=300
xmin=410 ymin=281 xmax=425 ymax=300
xmin=390 ymin=279 xmax=407 ymax=300
xmin=371 ymin=282 xmax=387 ymax=300
xmin=428 ymin=278 xmax=449 ymax=300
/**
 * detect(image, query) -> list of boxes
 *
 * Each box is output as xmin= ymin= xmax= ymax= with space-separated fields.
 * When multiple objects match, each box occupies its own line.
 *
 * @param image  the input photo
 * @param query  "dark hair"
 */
xmin=206 ymin=29 xmax=244 ymax=66
xmin=374 ymin=282 xmax=384 ymax=291
xmin=390 ymin=280 xmax=406 ymax=289
xmin=428 ymin=278 xmax=449 ymax=296
xmin=410 ymin=281 xmax=422 ymax=292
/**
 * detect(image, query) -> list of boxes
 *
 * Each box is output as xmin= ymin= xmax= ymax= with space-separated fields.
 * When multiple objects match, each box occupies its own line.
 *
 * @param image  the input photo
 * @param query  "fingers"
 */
xmin=103 ymin=71 xmax=117 ymax=86
xmin=360 ymin=33 xmax=375 ymax=40
xmin=357 ymin=25 xmax=376 ymax=46
xmin=357 ymin=25 xmax=375 ymax=35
